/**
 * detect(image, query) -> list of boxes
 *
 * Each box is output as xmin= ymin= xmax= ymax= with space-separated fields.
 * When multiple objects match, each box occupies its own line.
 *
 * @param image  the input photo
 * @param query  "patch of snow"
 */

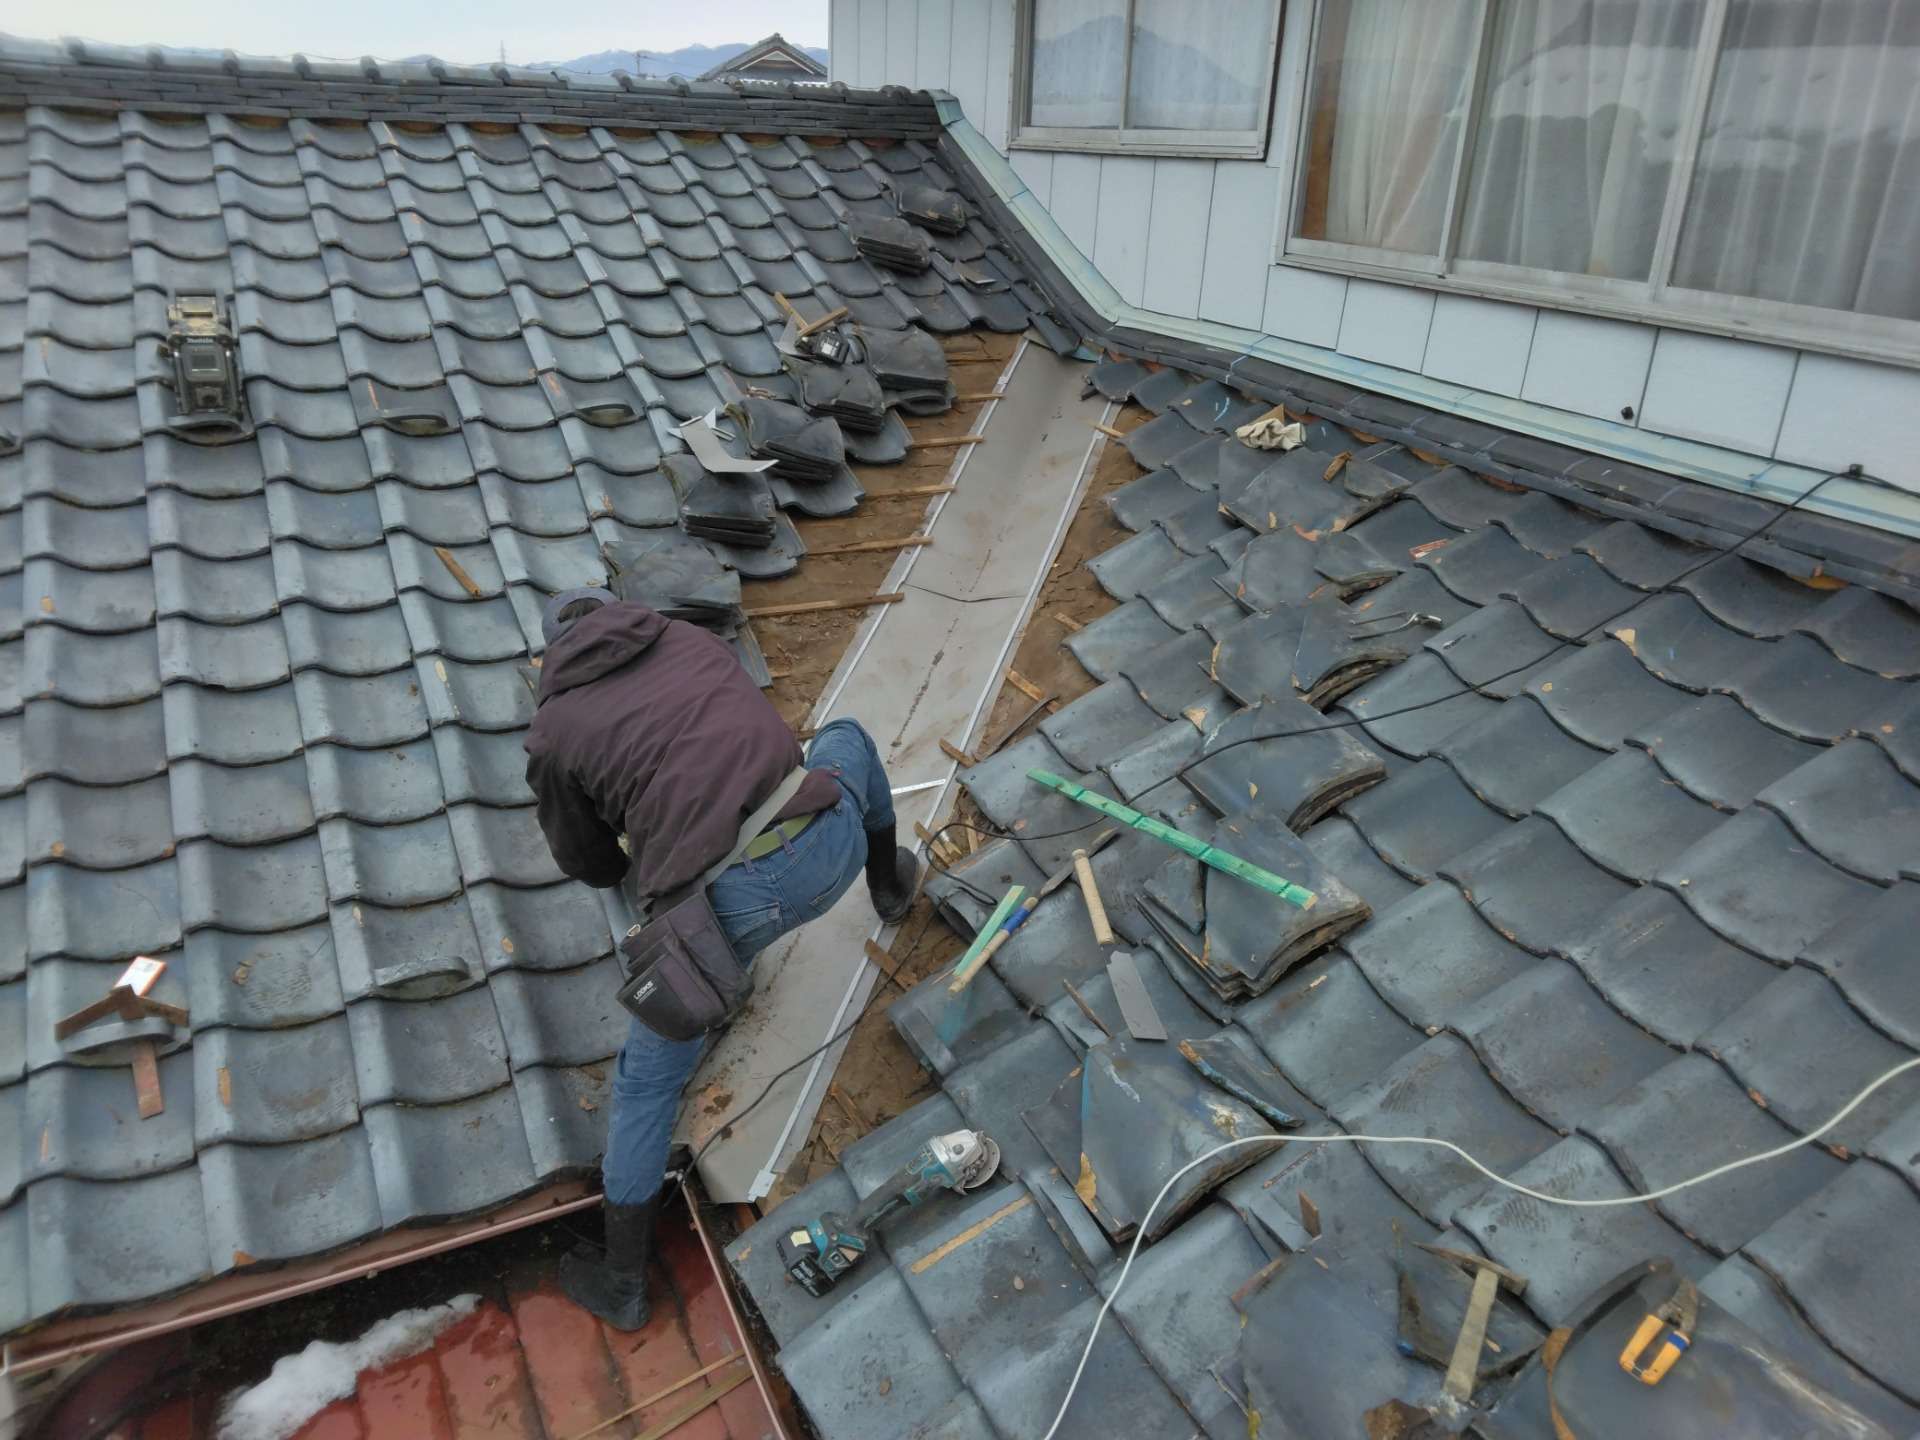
xmin=214 ymin=1293 xmax=481 ymax=1440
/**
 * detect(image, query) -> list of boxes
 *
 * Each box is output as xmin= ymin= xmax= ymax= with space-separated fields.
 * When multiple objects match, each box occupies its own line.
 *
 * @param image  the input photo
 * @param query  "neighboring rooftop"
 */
xmin=0 ymin=40 xmax=1067 ymax=1339
xmin=731 ymin=363 xmax=1920 ymax=1438
xmin=700 ymin=36 xmax=830 ymax=84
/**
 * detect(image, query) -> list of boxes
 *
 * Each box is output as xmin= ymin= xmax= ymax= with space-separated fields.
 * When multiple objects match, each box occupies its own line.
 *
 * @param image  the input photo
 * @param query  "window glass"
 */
xmin=1457 ymin=0 xmax=1705 ymax=280
xmin=1296 ymin=0 xmax=1481 ymax=255
xmin=1673 ymin=0 xmax=1920 ymax=320
xmin=1127 ymin=0 xmax=1277 ymax=132
xmin=1029 ymin=0 xmax=1127 ymax=129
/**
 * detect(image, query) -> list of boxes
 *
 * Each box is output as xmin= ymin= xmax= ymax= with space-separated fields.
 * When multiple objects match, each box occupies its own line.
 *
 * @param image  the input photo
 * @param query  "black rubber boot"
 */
xmin=864 ymin=824 xmax=919 ymax=924
xmin=559 ymin=1193 xmax=658 ymax=1331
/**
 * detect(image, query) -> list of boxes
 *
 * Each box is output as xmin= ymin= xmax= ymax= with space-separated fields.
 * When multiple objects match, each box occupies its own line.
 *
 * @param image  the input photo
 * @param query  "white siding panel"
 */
xmin=1050 ymin=152 xmax=1102 ymax=259
xmin=1337 ymin=279 xmax=1435 ymax=371
xmin=1423 ymin=294 xmax=1536 ymax=398
xmin=887 ymin=0 xmax=920 ymax=83
xmin=1638 ymin=331 xmax=1797 ymax=457
xmin=1142 ymin=160 xmax=1214 ymax=318
xmin=947 ymin=0 xmax=992 ymax=128
xmin=830 ymin=0 xmax=861 ymax=82
xmin=1521 ymin=311 xmax=1654 ymax=423
xmin=1093 ymin=156 xmax=1155 ymax=306
xmin=1198 ymin=163 xmax=1280 ymax=326
xmin=1263 ymin=266 xmax=1347 ymax=349
xmin=857 ymin=0 xmax=891 ymax=85
xmin=1776 ymin=354 xmax=1920 ymax=490
xmin=983 ymin=0 xmax=1017 ymax=151
xmin=916 ymin=0 xmax=953 ymax=89
xmin=1009 ymin=149 xmax=1054 ymax=208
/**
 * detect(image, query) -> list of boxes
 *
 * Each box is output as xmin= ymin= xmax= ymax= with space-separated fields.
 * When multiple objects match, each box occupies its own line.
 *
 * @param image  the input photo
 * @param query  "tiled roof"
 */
xmin=0 ymin=49 xmax=1062 ymax=1335
xmin=730 ymin=368 xmax=1920 ymax=1438
xmin=100 ymin=1205 xmax=777 ymax=1439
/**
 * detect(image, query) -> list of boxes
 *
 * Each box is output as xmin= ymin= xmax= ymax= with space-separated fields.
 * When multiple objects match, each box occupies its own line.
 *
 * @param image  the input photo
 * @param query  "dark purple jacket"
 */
xmin=523 ymin=602 xmax=839 ymax=899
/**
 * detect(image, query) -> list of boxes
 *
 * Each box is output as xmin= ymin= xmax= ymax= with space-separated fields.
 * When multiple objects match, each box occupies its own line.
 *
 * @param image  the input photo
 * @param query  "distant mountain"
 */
xmin=533 ymin=42 xmax=829 ymax=78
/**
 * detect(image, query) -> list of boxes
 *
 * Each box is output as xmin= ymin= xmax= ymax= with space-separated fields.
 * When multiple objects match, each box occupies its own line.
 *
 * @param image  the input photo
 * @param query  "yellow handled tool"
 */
xmin=1619 ymin=1279 xmax=1698 ymax=1385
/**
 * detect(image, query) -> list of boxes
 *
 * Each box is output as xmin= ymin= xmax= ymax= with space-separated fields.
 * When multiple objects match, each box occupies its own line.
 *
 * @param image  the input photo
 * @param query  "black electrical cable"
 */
xmin=923 ymin=462 xmax=1889 ymax=852
xmin=674 ymin=906 xmax=944 ymax=1194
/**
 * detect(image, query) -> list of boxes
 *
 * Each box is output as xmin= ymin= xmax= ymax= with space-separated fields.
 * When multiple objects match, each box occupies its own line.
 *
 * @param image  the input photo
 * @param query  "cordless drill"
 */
xmin=777 ymin=1129 xmax=1000 ymax=1296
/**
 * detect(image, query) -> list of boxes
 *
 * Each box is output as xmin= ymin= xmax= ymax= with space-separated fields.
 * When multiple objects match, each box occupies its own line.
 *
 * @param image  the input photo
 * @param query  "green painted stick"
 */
xmin=1027 ymin=769 xmax=1317 ymax=910
xmin=947 ymin=884 xmax=1027 ymax=992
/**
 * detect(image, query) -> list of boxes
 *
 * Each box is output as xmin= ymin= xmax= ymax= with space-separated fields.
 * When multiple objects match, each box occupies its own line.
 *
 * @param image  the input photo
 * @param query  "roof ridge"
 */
xmin=0 ymin=37 xmax=928 ymax=138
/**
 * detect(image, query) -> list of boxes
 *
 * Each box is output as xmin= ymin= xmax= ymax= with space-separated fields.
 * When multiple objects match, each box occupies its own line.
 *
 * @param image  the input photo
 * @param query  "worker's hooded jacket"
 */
xmin=523 ymin=601 xmax=841 ymax=899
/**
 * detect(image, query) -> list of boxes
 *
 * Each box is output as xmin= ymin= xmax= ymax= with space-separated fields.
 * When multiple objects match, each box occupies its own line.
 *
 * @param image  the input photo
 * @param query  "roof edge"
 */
xmin=928 ymin=95 xmax=1920 ymax=603
xmin=0 ymin=36 xmax=929 ymax=136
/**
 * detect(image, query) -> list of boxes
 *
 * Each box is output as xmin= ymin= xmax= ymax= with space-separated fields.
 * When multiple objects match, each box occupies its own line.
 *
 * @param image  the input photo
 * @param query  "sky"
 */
xmin=1 ymin=0 xmax=830 ymax=67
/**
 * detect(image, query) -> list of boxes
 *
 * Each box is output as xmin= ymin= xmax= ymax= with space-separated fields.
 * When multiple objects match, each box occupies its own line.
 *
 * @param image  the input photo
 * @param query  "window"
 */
xmin=1285 ymin=0 xmax=1920 ymax=361
xmin=1015 ymin=0 xmax=1285 ymax=158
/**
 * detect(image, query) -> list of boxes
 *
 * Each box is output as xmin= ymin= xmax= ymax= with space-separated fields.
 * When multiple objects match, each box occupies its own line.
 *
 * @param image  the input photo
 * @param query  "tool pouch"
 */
xmin=616 ymin=767 xmax=809 ymax=1042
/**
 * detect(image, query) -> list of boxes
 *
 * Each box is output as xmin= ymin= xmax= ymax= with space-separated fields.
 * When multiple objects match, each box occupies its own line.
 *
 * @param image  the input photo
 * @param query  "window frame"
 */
xmin=1010 ymin=0 xmax=1286 ymax=160
xmin=1276 ymin=0 xmax=1920 ymax=368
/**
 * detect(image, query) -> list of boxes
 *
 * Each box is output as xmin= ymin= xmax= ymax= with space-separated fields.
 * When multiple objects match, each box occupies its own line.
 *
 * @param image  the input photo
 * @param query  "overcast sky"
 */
xmin=3 ymin=0 xmax=830 ymax=66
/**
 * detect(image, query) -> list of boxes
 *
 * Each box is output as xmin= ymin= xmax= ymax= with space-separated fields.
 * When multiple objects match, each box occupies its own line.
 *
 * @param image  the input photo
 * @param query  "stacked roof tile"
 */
xmin=0 ymin=46 xmax=1065 ymax=1333
xmin=732 ymin=367 xmax=1920 ymax=1438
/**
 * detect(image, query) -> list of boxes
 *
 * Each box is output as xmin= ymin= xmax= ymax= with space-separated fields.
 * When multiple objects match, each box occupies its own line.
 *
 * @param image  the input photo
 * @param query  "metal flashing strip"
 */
xmin=683 ymin=343 xmax=1113 ymax=1201
xmin=929 ymin=96 xmax=1920 ymax=549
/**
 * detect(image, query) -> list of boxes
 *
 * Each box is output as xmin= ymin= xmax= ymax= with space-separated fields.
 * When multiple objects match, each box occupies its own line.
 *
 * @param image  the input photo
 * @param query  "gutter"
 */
xmin=0 ymin=1183 xmax=602 ymax=1379
xmin=928 ymin=96 xmax=1920 ymax=604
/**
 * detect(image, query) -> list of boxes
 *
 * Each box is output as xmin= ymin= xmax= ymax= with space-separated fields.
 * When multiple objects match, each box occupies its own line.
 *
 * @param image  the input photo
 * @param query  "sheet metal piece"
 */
xmin=1106 ymin=951 xmax=1166 ymax=1042
xmin=672 ymin=408 xmax=775 ymax=473
xmin=687 ymin=347 xmax=1106 ymax=1202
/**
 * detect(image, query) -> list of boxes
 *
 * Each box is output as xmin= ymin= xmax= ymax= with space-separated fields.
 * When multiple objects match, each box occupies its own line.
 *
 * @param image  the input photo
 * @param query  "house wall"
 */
xmin=830 ymin=0 xmax=1920 ymax=489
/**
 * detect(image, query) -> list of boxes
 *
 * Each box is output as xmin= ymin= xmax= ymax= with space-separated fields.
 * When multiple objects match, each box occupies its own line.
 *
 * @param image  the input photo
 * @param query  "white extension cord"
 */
xmin=1036 ymin=1053 xmax=1920 ymax=1439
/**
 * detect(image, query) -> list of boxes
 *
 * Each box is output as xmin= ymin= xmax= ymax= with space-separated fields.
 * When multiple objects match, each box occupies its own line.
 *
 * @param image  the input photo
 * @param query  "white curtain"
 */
xmin=1304 ymin=0 xmax=1481 ymax=255
xmin=1673 ymin=0 xmax=1920 ymax=321
xmin=1128 ymin=0 xmax=1277 ymax=132
xmin=1030 ymin=0 xmax=1127 ymax=128
xmin=1458 ymin=0 xmax=1706 ymax=279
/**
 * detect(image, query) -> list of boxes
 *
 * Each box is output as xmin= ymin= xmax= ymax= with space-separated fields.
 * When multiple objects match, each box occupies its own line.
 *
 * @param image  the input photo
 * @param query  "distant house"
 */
xmin=700 ymin=33 xmax=829 ymax=83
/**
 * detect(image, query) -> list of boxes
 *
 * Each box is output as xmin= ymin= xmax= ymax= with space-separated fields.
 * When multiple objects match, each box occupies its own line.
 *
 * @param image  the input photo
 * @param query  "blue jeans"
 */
xmin=602 ymin=719 xmax=897 ymax=1206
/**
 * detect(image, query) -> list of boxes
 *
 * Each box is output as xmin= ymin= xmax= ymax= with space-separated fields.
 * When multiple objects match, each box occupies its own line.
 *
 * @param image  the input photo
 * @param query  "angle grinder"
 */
xmin=777 ymin=1128 xmax=1000 ymax=1296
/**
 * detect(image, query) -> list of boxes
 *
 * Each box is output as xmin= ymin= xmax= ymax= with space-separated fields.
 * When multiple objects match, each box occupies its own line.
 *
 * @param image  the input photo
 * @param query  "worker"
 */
xmin=524 ymin=587 xmax=918 ymax=1329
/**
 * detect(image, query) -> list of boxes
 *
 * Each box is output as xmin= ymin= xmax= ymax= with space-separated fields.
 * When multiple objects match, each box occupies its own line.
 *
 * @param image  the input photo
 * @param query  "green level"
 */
xmin=1026 ymin=769 xmax=1317 ymax=910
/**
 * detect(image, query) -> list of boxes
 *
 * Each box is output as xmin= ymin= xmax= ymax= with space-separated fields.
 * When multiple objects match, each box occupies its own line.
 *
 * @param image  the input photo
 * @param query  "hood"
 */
xmin=537 ymin=601 xmax=669 ymax=700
